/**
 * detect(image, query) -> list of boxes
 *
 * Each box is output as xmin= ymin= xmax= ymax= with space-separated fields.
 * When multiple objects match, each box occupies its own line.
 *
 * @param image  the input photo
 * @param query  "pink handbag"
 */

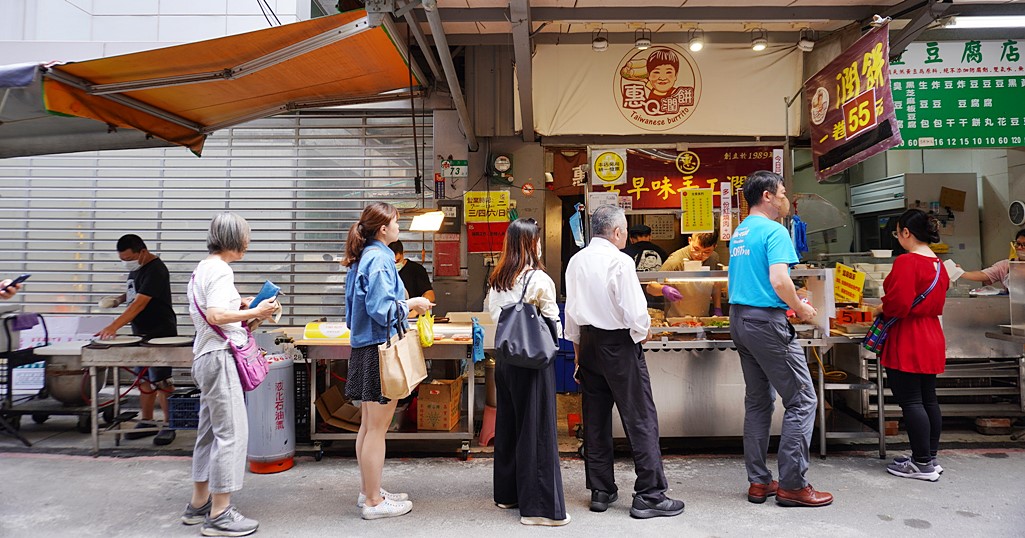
xmin=190 ymin=276 xmax=268 ymax=391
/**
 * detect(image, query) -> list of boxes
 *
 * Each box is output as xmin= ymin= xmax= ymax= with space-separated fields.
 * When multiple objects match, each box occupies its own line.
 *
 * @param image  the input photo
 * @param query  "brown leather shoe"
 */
xmin=747 ymin=480 xmax=778 ymax=504
xmin=775 ymin=484 xmax=833 ymax=507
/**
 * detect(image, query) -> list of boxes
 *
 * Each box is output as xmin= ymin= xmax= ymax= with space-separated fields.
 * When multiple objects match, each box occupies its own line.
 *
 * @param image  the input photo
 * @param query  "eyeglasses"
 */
xmin=1015 ymin=242 xmax=1025 ymax=249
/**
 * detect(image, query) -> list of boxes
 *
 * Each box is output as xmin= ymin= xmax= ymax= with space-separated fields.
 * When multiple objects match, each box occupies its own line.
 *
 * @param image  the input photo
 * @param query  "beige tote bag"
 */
xmin=378 ymin=301 xmax=427 ymax=400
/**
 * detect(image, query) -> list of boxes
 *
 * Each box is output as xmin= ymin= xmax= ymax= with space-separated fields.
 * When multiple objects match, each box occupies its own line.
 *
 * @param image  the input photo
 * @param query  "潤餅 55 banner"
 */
xmin=529 ymin=43 xmax=802 ymax=137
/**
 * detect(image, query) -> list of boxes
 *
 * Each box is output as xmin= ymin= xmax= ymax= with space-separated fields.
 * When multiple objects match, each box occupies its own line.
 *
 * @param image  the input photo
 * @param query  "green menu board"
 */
xmin=890 ymin=39 xmax=1025 ymax=149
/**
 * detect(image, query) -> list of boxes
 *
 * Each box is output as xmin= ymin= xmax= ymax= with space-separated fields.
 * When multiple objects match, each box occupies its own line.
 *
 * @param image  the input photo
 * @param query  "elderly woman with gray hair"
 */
xmin=182 ymin=212 xmax=278 ymax=537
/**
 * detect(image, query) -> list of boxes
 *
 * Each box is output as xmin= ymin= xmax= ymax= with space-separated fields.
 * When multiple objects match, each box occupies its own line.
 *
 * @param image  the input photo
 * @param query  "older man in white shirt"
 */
xmin=564 ymin=204 xmax=685 ymax=520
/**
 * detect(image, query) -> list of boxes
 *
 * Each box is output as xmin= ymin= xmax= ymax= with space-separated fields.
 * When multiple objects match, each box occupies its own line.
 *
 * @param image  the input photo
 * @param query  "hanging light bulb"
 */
xmin=750 ymin=28 xmax=768 ymax=52
xmin=634 ymin=28 xmax=652 ymax=50
xmin=687 ymin=28 xmax=705 ymax=52
xmin=592 ymin=28 xmax=609 ymax=52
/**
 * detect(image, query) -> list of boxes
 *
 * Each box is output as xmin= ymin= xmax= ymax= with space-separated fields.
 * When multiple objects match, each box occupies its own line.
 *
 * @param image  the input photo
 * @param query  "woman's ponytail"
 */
xmin=342 ymin=221 xmax=366 ymax=268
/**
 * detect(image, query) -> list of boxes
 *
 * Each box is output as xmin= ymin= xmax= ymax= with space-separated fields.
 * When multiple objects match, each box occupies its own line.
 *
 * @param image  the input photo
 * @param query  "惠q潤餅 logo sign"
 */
xmin=616 ymin=45 xmax=702 ymax=131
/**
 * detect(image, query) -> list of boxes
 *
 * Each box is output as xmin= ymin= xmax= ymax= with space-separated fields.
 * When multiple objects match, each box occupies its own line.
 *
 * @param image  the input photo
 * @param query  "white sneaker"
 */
xmin=520 ymin=514 xmax=571 ymax=527
xmin=356 ymin=489 xmax=410 ymax=508
xmin=361 ymin=498 xmax=413 ymax=520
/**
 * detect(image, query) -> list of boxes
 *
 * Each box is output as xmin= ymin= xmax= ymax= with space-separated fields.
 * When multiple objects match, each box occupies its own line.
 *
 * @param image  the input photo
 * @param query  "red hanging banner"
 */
xmin=806 ymin=22 xmax=902 ymax=181
xmin=598 ymin=147 xmax=776 ymax=210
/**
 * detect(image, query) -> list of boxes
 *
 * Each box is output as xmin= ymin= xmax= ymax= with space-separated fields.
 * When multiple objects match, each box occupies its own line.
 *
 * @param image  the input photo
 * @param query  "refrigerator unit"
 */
xmin=849 ymin=173 xmax=981 ymax=270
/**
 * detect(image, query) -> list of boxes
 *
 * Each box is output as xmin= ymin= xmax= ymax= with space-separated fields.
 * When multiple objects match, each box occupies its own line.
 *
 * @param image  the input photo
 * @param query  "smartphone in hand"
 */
xmin=3 ymin=274 xmax=30 ymax=291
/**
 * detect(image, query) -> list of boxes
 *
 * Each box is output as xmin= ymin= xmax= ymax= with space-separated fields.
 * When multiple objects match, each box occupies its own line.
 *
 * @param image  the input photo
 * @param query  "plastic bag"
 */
xmin=417 ymin=311 xmax=435 ymax=348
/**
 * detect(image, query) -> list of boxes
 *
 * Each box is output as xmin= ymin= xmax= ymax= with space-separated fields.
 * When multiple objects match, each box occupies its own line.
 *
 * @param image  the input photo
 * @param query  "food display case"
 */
xmin=609 ymin=268 xmax=837 ymax=438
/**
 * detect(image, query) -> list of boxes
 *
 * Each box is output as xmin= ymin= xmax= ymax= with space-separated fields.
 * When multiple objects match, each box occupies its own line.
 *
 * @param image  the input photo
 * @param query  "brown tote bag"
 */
xmin=378 ymin=301 xmax=428 ymax=400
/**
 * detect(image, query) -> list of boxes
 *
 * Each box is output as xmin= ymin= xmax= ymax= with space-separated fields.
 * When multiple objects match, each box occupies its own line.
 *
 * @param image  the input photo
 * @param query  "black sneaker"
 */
xmin=124 ymin=422 xmax=158 ymax=440
xmin=629 ymin=495 xmax=685 ymax=519
xmin=589 ymin=490 xmax=619 ymax=512
xmin=153 ymin=429 xmax=176 ymax=446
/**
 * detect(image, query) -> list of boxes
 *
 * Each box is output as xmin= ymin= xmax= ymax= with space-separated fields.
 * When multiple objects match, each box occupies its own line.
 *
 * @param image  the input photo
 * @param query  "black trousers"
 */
xmin=886 ymin=367 xmax=942 ymax=462
xmin=578 ymin=325 xmax=668 ymax=504
xmin=493 ymin=359 xmax=566 ymax=520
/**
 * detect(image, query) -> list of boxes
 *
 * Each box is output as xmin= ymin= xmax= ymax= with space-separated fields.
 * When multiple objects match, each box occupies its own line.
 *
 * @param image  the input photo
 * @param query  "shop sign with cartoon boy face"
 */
xmin=617 ymin=45 xmax=702 ymax=131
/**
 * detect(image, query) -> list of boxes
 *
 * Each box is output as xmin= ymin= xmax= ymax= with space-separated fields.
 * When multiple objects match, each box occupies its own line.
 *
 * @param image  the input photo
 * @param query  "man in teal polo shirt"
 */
xmin=728 ymin=170 xmax=833 ymax=508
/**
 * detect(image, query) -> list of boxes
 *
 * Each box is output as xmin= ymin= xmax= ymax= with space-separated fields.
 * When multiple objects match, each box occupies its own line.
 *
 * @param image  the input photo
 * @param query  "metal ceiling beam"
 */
xmin=510 ymin=0 xmax=534 ymax=143
xmin=413 ymin=3 xmax=1025 ymax=24
xmin=402 ymin=8 xmax=444 ymax=82
xmin=422 ymin=0 xmax=479 ymax=152
xmin=889 ymin=0 xmax=955 ymax=59
xmin=444 ymin=30 xmax=805 ymax=47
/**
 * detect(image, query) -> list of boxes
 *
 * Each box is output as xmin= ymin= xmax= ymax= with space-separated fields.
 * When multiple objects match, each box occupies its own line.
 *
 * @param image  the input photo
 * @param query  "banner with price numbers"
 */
xmin=806 ymin=23 xmax=902 ymax=181
xmin=890 ymin=40 xmax=1025 ymax=149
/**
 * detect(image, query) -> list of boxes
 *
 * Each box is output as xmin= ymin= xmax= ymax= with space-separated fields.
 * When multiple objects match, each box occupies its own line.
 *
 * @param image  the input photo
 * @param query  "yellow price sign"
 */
xmin=834 ymin=262 xmax=867 ymax=303
xmin=680 ymin=188 xmax=715 ymax=234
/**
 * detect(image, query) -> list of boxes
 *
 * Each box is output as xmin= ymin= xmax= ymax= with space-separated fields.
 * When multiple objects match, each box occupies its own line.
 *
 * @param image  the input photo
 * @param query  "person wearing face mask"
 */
xmin=388 ymin=240 xmax=435 ymax=303
xmin=728 ymin=171 xmax=831 ymax=508
xmin=958 ymin=229 xmax=1025 ymax=289
xmin=96 ymin=234 xmax=179 ymax=445
xmin=646 ymin=232 xmax=723 ymax=317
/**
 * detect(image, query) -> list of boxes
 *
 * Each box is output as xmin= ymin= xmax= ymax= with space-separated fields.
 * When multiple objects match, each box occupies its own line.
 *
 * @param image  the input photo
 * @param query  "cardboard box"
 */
xmin=314 ymin=383 xmax=360 ymax=432
xmin=417 ymin=378 xmax=462 ymax=431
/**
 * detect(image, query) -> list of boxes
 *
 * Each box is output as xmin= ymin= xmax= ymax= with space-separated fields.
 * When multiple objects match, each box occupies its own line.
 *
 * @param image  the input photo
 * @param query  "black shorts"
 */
xmin=133 ymin=366 xmax=173 ymax=384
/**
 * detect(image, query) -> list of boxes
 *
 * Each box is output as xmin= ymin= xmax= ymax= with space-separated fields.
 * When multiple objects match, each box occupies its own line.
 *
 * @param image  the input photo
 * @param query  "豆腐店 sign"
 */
xmin=529 ymin=44 xmax=801 ymax=137
xmin=890 ymin=40 xmax=1025 ymax=149
xmin=595 ymin=147 xmax=777 ymax=210
xmin=806 ymin=22 xmax=902 ymax=181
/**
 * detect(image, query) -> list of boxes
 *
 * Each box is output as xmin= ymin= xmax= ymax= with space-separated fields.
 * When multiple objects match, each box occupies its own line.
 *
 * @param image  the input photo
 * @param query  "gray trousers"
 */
xmin=191 ymin=348 xmax=248 ymax=494
xmin=730 ymin=305 xmax=817 ymax=491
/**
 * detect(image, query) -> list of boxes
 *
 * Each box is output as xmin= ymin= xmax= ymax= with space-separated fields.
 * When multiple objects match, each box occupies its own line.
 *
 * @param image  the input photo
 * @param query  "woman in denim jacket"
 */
xmin=342 ymin=202 xmax=432 ymax=520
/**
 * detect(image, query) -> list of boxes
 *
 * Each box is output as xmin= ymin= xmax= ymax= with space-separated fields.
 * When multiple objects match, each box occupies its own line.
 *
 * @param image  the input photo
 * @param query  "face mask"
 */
xmin=396 ymin=260 xmax=407 ymax=271
xmin=122 ymin=259 xmax=140 ymax=271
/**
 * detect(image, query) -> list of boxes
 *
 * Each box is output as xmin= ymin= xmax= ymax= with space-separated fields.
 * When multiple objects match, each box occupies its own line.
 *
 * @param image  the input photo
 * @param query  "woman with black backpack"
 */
xmin=483 ymin=218 xmax=569 ymax=527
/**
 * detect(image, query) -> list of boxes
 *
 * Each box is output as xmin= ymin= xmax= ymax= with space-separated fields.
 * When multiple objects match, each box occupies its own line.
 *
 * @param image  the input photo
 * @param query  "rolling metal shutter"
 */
xmin=0 ymin=109 xmax=433 ymax=332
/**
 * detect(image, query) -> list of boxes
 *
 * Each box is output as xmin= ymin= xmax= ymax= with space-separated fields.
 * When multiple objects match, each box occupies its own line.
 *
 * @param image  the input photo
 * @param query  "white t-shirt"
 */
xmin=483 ymin=268 xmax=563 ymax=338
xmin=188 ymin=258 xmax=246 ymax=357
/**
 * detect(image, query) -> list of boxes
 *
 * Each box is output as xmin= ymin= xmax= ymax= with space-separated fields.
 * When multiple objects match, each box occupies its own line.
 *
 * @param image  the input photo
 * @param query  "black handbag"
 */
xmin=493 ymin=270 xmax=559 ymax=369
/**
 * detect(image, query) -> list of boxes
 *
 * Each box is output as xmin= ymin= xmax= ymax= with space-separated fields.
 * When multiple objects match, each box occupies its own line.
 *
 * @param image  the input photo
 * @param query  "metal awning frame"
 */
xmin=37 ymin=14 xmax=429 ymax=136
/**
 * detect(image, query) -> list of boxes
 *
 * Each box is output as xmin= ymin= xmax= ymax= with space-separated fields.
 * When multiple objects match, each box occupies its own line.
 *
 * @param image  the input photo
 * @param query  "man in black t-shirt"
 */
xmin=621 ymin=224 xmax=668 ymax=271
xmin=96 ymin=235 xmax=178 ymax=445
xmin=389 ymin=241 xmax=435 ymax=302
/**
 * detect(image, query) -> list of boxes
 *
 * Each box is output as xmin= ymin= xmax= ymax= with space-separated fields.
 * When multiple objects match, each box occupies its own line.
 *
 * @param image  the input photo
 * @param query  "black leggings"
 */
xmin=886 ymin=368 xmax=941 ymax=462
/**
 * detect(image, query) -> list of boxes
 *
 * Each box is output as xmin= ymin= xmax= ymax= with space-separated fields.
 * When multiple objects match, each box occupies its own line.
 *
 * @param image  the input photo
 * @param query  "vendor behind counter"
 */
xmin=647 ymin=232 xmax=723 ymax=317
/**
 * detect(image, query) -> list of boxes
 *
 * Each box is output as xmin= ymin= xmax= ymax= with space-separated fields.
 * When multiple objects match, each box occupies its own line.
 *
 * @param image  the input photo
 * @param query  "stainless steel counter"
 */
xmin=943 ymin=296 xmax=1020 ymax=359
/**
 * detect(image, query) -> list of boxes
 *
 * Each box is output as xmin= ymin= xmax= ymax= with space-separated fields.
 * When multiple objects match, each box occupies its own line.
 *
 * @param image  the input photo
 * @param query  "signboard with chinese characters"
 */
xmin=681 ymin=189 xmax=715 ymax=234
xmin=440 ymin=159 xmax=468 ymax=178
xmin=719 ymin=181 xmax=733 ymax=241
xmin=466 ymin=222 xmax=509 ymax=253
xmin=597 ymin=147 xmax=776 ymax=210
xmin=806 ymin=23 xmax=902 ymax=181
xmin=834 ymin=262 xmax=867 ymax=303
xmin=890 ymin=39 xmax=1025 ymax=149
xmin=591 ymin=149 xmax=628 ymax=185
xmin=463 ymin=191 xmax=509 ymax=223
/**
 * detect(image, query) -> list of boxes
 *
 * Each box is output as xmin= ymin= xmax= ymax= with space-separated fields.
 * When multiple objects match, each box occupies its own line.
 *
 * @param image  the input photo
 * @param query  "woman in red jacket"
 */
xmin=879 ymin=208 xmax=948 ymax=481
